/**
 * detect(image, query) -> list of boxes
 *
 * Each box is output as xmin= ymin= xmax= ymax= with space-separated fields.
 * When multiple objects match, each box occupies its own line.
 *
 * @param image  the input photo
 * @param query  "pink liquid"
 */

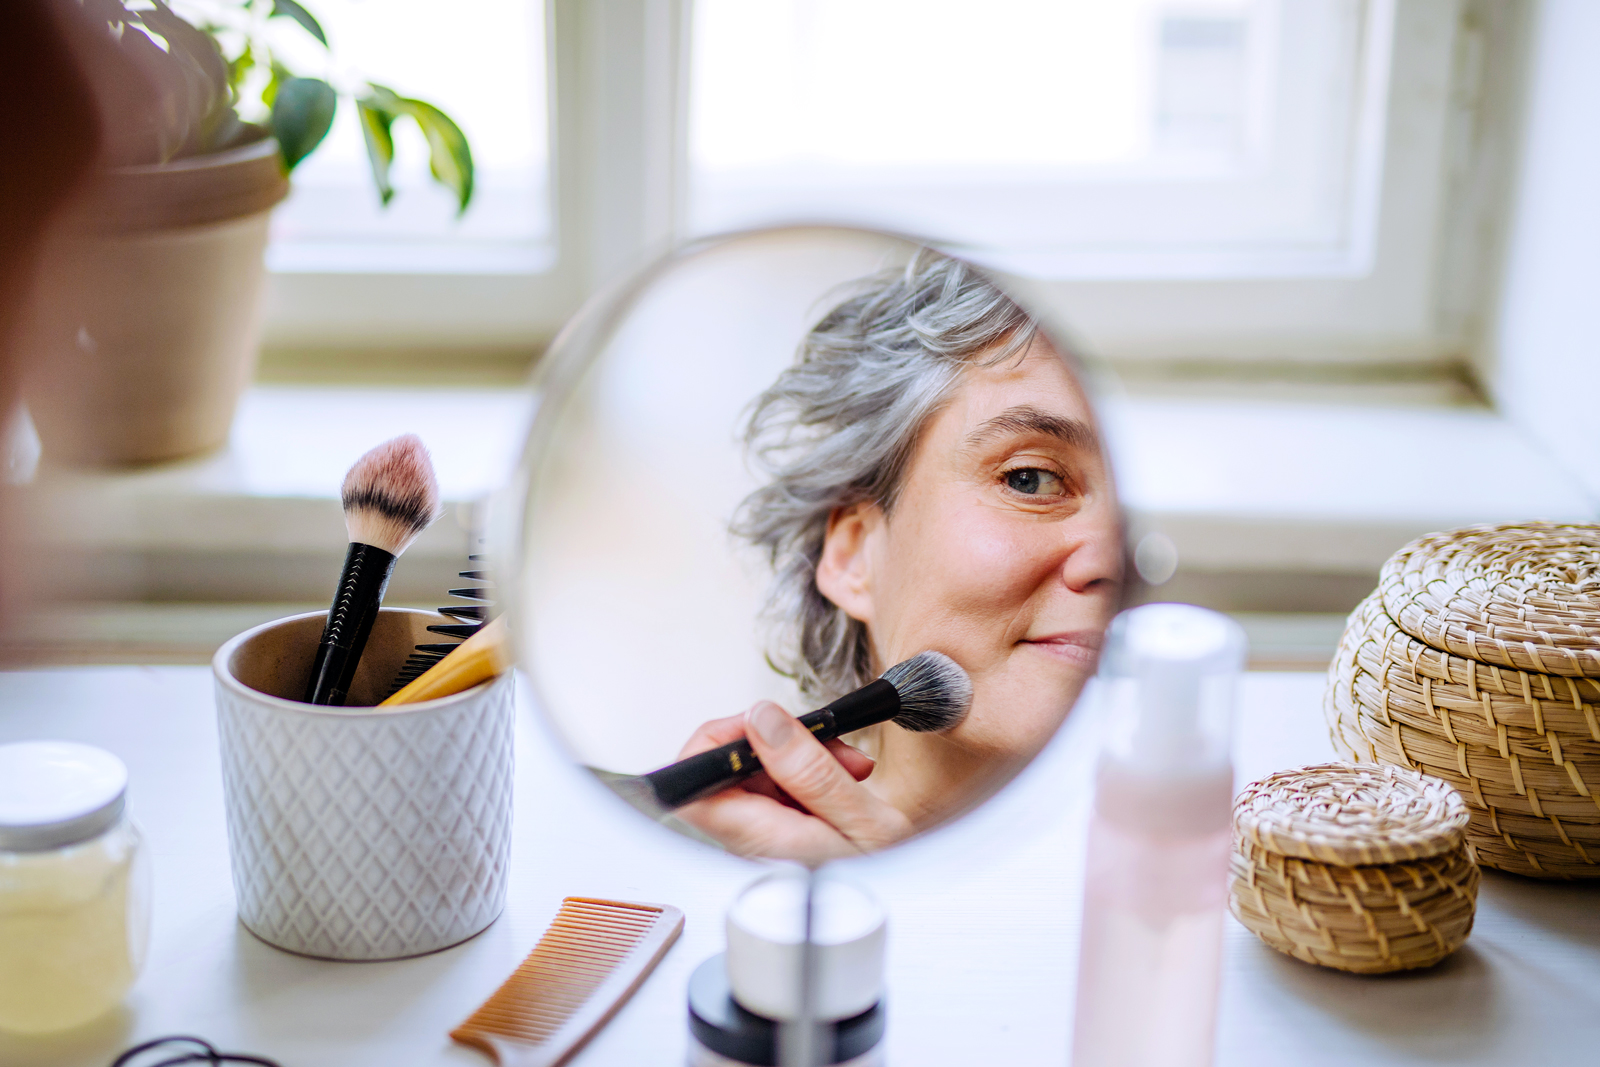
xmin=1071 ymin=773 xmax=1232 ymax=1067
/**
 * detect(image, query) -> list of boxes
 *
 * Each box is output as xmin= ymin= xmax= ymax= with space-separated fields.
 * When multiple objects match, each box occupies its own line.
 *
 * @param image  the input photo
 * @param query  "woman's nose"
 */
xmin=1057 ymin=507 xmax=1124 ymax=596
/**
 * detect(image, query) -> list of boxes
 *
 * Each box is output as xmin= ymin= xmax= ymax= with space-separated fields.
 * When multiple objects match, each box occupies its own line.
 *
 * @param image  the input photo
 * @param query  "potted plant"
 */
xmin=19 ymin=0 xmax=474 ymax=466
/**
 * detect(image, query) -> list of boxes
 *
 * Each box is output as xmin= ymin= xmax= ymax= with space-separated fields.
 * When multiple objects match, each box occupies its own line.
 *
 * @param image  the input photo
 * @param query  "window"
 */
xmin=264 ymin=0 xmax=550 ymax=273
xmin=684 ymin=0 xmax=1486 ymax=367
xmin=259 ymin=0 xmax=565 ymax=354
xmin=690 ymin=0 xmax=1386 ymax=278
xmin=262 ymin=0 xmax=1498 ymax=371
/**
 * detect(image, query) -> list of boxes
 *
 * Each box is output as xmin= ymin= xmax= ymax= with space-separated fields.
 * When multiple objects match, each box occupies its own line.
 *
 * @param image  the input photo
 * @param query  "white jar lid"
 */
xmin=726 ymin=873 xmax=886 ymax=1023
xmin=0 ymin=741 xmax=128 ymax=851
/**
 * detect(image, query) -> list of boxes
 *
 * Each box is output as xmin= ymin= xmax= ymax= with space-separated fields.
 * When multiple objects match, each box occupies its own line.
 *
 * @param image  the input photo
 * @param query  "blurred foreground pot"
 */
xmin=19 ymin=135 xmax=288 ymax=467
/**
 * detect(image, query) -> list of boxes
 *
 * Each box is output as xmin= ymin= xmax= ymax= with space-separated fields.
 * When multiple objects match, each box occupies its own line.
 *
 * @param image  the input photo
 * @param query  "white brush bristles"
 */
xmin=880 ymin=651 xmax=972 ymax=733
xmin=341 ymin=434 xmax=443 ymax=555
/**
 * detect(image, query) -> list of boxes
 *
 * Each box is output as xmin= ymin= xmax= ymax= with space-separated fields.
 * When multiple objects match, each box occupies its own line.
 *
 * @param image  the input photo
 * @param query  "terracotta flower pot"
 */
xmin=20 ymin=136 xmax=289 ymax=467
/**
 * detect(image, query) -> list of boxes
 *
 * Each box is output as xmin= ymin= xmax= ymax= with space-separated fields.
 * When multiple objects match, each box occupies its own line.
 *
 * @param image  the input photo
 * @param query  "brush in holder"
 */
xmin=212 ymin=608 xmax=514 ymax=960
xmin=1229 ymin=762 xmax=1479 ymax=974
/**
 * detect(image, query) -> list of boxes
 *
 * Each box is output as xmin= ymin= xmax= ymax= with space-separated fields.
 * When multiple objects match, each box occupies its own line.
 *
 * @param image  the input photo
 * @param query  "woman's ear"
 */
xmin=815 ymin=502 xmax=882 ymax=623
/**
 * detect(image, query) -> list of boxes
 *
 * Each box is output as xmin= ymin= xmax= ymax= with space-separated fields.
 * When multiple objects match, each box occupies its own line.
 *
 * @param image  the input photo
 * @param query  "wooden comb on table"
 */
xmin=451 ymin=898 xmax=684 ymax=1067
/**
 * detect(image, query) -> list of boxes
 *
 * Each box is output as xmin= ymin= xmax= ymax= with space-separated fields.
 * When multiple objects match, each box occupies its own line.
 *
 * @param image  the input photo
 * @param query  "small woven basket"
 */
xmin=1230 ymin=762 xmax=1479 ymax=974
xmin=1326 ymin=522 xmax=1600 ymax=878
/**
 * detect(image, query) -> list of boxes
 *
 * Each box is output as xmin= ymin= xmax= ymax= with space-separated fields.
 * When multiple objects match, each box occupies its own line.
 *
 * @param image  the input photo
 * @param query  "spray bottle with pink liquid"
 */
xmin=1071 ymin=603 xmax=1246 ymax=1067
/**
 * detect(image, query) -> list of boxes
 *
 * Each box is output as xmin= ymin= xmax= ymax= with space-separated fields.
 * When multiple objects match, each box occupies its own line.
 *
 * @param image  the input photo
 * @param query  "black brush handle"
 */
xmin=642 ymin=679 xmax=900 ymax=809
xmin=303 ymin=542 xmax=397 ymax=705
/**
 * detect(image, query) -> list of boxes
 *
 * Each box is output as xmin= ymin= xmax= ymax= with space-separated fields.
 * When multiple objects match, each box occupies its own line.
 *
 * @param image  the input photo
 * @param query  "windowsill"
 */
xmin=20 ymin=386 xmax=531 ymax=543
xmin=16 ymin=384 xmax=1595 ymax=563
xmin=7 ymin=384 xmax=1595 ymax=664
xmin=1104 ymin=390 xmax=1598 ymax=609
xmin=8 ymin=387 xmax=534 ymax=615
xmin=266 ymin=242 xmax=558 ymax=276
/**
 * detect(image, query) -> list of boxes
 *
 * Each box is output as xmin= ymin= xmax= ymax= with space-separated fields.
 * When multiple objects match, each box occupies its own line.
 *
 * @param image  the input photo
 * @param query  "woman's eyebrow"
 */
xmin=963 ymin=405 xmax=1099 ymax=451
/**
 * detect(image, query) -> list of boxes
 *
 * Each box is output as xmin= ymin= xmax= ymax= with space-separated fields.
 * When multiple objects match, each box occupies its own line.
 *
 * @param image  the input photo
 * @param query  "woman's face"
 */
xmin=816 ymin=337 xmax=1122 ymax=767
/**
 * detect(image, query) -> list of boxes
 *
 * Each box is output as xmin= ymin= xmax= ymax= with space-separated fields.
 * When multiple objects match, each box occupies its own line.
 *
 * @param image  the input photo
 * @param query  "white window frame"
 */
xmin=261 ymin=0 xmax=1515 ymax=375
xmin=1013 ymin=0 xmax=1499 ymax=368
xmin=687 ymin=0 xmax=1384 ymax=280
xmin=262 ymin=0 xmax=692 ymax=359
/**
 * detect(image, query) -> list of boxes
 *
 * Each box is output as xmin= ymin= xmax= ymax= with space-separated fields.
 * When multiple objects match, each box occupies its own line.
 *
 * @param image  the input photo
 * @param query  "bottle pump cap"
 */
xmin=1099 ymin=603 xmax=1246 ymax=775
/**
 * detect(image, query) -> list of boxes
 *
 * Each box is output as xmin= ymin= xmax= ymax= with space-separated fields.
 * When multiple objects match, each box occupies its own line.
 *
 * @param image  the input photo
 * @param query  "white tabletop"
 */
xmin=1 ymin=668 xmax=1597 ymax=1066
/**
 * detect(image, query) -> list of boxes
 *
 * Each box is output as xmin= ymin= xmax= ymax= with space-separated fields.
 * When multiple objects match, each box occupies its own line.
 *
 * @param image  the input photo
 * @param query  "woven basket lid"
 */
xmin=1379 ymin=522 xmax=1600 ymax=678
xmin=1234 ymin=762 xmax=1470 ymax=866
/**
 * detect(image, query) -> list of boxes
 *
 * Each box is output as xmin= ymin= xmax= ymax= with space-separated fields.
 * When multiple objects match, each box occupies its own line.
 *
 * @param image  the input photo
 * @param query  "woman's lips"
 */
xmin=1020 ymin=630 xmax=1104 ymax=668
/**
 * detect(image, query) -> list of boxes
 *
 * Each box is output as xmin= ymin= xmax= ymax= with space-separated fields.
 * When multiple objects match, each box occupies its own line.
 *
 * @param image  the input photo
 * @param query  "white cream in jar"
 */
xmin=0 ymin=741 xmax=150 ymax=1034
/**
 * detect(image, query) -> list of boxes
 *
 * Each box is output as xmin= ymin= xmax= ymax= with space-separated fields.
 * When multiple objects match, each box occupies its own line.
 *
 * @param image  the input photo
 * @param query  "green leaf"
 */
xmin=356 ymin=97 xmax=396 ymax=206
xmin=270 ymin=0 xmax=329 ymax=46
xmin=263 ymin=60 xmax=293 ymax=108
xmin=365 ymin=82 xmax=404 ymax=111
xmin=358 ymin=83 xmax=475 ymax=213
xmin=403 ymin=98 xmax=475 ymax=214
xmin=270 ymin=77 xmax=337 ymax=170
xmin=227 ymin=46 xmax=255 ymax=96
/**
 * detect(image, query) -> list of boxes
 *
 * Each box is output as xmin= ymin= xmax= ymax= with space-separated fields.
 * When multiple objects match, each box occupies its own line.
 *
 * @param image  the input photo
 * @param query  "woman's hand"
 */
xmin=674 ymin=701 xmax=915 ymax=864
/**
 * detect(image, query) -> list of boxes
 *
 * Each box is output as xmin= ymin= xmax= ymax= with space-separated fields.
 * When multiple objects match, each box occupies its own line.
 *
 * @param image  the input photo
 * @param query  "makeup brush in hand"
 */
xmin=626 ymin=651 xmax=973 ymax=811
xmin=303 ymin=434 xmax=443 ymax=706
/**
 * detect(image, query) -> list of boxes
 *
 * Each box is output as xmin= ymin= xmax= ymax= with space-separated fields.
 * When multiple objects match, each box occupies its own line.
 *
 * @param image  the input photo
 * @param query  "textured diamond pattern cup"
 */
xmin=212 ymin=609 xmax=514 ymax=960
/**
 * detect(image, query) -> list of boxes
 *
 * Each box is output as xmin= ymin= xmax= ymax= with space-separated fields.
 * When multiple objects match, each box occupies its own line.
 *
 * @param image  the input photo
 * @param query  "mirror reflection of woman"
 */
xmin=676 ymin=252 xmax=1123 ymax=863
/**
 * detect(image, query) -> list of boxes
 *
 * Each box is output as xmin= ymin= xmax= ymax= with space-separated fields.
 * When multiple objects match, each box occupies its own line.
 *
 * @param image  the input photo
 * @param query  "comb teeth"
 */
xmin=386 ymin=549 xmax=498 ymax=698
xmin=450 ymin=898 xmax=684 ymax=1061
xmin=426 ymin=622 xmax=482 ymax=640
xmin=387 ymin=651 xmax=449 ymax=693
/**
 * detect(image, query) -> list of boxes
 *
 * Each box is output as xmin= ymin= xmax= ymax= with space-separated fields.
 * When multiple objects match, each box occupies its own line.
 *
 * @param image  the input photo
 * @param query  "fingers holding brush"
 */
xmin=642 ymin=652 xmax=970 ymax=858
xmin=743 ymin=702 xmax=914 ymax=851
xmin=674 ymin=711 xmax=875 ymax=800
xmin=674 ymin=704 xmax=908 ymax=864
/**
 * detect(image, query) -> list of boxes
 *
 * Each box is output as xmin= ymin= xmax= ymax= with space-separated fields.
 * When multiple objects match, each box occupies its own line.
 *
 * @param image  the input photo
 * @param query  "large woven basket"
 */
xmin=1229 ymin=762 xmax=1479 ymax=973
xmin=1380 ymin=523 xmax=1600 ymax=677
xmin=1326 ymin=522 xmax=1600 ymax=878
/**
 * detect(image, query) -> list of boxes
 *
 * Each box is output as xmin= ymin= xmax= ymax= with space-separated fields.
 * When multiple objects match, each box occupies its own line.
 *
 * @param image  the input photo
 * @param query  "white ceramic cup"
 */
xmin=212 ymin=608 xmax=514 ymax=960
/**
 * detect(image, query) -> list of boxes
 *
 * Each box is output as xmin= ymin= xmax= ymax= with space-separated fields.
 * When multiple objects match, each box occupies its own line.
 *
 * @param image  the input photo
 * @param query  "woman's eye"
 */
xmin=1003 ymin=467 xmax=1066 ymax=496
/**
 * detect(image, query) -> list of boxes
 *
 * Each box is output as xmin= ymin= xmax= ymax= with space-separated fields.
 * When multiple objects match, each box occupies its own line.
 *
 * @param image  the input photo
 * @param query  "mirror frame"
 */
xmin=501 ymin=223 xmax=1133 ymax=855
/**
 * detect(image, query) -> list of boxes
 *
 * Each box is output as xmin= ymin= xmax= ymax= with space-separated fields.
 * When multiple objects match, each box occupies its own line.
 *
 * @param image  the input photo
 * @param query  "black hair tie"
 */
xmin=110 ymin=1035 xmax=281 ymax=1067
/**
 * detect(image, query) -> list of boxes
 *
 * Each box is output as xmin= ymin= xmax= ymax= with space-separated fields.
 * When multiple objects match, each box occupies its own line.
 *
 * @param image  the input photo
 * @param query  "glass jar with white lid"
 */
xmin=0 ymin=740 xmax=150 ymax=1034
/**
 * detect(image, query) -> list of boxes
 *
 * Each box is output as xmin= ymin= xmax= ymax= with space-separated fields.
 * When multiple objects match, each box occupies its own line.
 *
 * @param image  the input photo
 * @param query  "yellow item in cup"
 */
xmin=381 ymin=615 xmax=512 ymax=706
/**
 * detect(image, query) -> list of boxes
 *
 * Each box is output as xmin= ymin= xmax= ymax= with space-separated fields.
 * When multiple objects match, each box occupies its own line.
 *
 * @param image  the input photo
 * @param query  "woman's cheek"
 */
xmin=957 ymin=665 xmax=1077 ymax=759
xmin=938 ymin=505 xmax=1061 ymax=610
xmin=969 ymin=642 xmax=1086 ymax=743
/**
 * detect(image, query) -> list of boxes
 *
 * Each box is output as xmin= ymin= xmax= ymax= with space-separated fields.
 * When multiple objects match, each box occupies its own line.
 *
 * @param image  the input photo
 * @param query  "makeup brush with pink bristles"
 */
xmin=303 ymin=434 xmax=443 ymax=706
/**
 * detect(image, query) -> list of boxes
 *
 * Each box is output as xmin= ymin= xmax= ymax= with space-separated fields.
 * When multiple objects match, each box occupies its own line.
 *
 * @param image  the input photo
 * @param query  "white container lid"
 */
xmin=725 ymin=874 xmax=886 ymax=1023
xmin=1098 ymin=603 xmax=1246 ymax=775
xmin=0 ymin=741 xmax=128 ymax=852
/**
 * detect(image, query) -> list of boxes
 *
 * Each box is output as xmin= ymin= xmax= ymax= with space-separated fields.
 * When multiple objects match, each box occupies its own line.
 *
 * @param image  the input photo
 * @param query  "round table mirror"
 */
xmin=510 ymin=226 xmax=1125 ymax=863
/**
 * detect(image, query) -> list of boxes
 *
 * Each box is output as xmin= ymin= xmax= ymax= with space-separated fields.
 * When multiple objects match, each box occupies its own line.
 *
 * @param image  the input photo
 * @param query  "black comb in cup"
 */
xmin=386 ymin=553 xmax=496 ymax=697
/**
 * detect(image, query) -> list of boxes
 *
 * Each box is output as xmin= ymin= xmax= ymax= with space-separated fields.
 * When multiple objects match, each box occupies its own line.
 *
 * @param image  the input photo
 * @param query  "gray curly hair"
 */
xmin=731 ymin=250 xmax=1037 ymax=701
